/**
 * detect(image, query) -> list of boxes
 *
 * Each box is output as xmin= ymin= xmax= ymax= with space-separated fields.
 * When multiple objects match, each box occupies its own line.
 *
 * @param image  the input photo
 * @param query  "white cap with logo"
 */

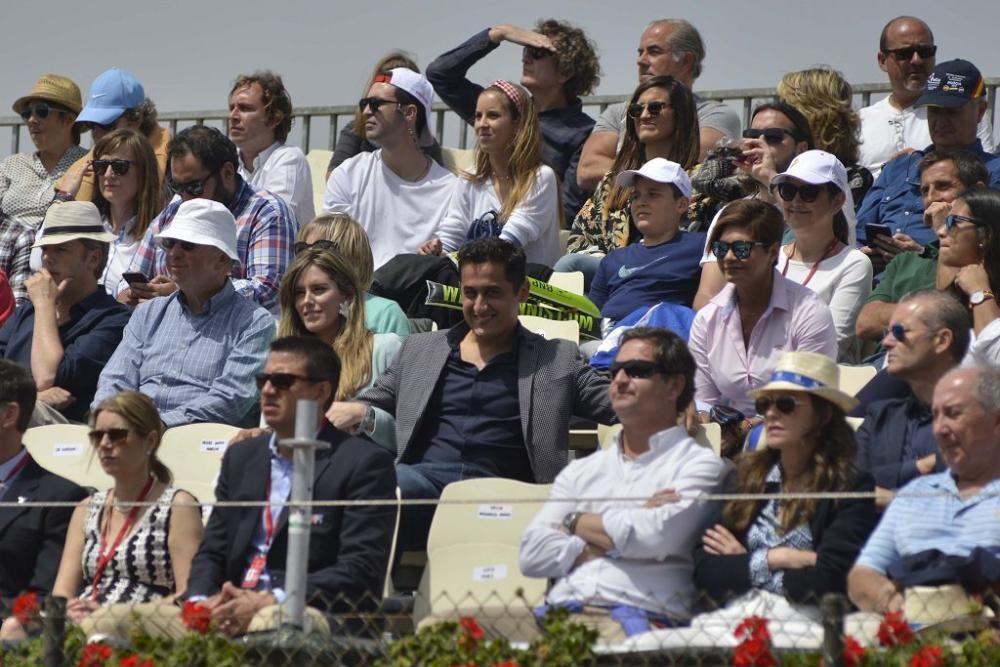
xmin=615 ymin=158 xmax=693 ymax=198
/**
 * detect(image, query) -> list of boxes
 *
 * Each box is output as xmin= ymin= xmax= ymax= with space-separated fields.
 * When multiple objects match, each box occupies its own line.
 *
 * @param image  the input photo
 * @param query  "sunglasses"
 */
xmin=773 ymin=182 xmax=827 ymax=203
xmin=293 ymin=239 xmax=338 ymax=255
xmin=88 ymin=428 xmax=130 ymax=446
xmin=711 ymin=240 xmax=766 ymax=260
xmin=627 ymin=101 xmax=672 ymax=119
xmin=754 ymin=395 xmax=806 ymax=416
xmin=742 ymin=128 xmax=796 ymax=145
xmin=609 ymin=359 xmax=665 ymax=379
xmin=358 ymin=97 xmax=399 ymax=113
xmin=92 ymin=159 xmax=134 ymax=177
xmin=19 ymin=102 xmax=68 ymax=121
xmin=158 ymin=238 xmax=197 ymax=252
xmin=166 ymin=169 xmax=219 ymax=197
xmin=523 ymin=46 xmax=553 ymax=60
xmin=944 ymin=214 xmax=984 ymax=234
xmin=255 ymin=372 xmax=319 ymax=391
xmin=82 ymin=120 xmax=115 ymax=133
xmin=883 ymin=44 xmax=937 ymax=61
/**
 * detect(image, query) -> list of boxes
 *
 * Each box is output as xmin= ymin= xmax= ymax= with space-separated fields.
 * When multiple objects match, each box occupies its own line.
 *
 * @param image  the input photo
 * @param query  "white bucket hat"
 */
xmin=616 ymin=158 xmax=693 ymax=198
xmin=155 ymin=199 xmax=239 ymax=262
xmin=34 ymin=201 xmax=114 ymax=248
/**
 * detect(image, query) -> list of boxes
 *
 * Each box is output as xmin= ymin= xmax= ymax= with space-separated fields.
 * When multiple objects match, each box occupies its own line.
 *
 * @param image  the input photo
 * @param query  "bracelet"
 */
xmin=53 ymin=189 xmax=74 ymax=202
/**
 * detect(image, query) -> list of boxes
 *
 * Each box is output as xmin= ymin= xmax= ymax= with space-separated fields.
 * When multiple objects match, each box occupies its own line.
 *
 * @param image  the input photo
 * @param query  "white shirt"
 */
xmin=519 ymin=426 xmax=731 ymax=620
xmin=858 ymin=96 xmax=996 ymax=178
xmin=322 ymin=150 xmax=456 ymax=269
xmin=775 ymin=245 xmax=872 ymax=363
xmin=100 ymin=215 xmax=142 ymax=298
xmin=238 ymin=142 xmax=314 ymax=228
xmin=438 ymin=165 xmax=561 ymax=267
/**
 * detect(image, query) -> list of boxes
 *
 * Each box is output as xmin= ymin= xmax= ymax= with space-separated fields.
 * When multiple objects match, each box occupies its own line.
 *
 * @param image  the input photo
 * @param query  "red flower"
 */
xmin=877 ymin=610 xmax=914 ymax=647
xmin=458 ymin=616 xmax=485 ymax=641
xmin=910 ymin=645 xmax=944 ymax=667
xmin=180 ymin=600 xmax=212 ymax=635
xmin=734 ymin=615 xmax=771 ymax=642
xmin=732 ymin=617 xmax=776 ymax=667
xmin=12 ymin=591 xmax=39 ymax=626
xmin=843 ymin=635 xmax=866 ymax=667
xmin=77 ymin=643 xmax=113 ymax=667
xmin=118 ymin=656 xmax=155 ymax=667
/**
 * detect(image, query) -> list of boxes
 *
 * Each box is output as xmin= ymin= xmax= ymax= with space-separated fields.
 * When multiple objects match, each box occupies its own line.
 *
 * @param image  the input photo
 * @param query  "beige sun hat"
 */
xmin=12 ymin=74 xmax=83 ymax=115
xmin=34 ymin=202 xmax=114 ymax=248
xmin=749 ymin=351 xmax=858 ymax=413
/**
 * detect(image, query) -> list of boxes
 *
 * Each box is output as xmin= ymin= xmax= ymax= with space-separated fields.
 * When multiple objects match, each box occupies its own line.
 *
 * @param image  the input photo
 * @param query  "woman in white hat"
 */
xmin=771 ymin=150 xmax=872 ymax=362
xmin=693 ymin=351 xmax=877 ymax=614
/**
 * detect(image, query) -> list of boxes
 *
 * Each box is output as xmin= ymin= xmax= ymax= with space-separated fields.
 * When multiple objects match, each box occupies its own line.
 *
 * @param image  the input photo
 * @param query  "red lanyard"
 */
xmin=781 ymin=238 xmax=840 ymax=287
xmin=0 ymin=449 xmax=29 ymax=486
xmin=90 ymin=476 xmax=156 ymax=599
xmin=262 ymin=476 xmax=277 ymax=550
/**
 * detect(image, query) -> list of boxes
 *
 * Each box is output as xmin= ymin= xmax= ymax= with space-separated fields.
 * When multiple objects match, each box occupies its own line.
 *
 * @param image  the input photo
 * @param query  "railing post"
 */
xmin=42 ymin=594 xmax=67 ymax=667
xmin=435 ymin=109 xmax=445 ymax=145
xmin=329 ymin=114 xmax=339 ymax=151
xmin=821 ymin=593 xmax=849 ymax=667
xmin=10 ymin=124 xmax=19 ymax=155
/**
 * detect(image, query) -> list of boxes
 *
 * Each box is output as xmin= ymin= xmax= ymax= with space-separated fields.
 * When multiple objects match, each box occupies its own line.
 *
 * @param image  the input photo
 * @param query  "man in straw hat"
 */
xmin=849 ymin=366 xmax=1000 ymax=618
xmin=0 ymin=201 xmax=129 ymax=424
xmin=94 ymin=198 xmax=274 ymax=427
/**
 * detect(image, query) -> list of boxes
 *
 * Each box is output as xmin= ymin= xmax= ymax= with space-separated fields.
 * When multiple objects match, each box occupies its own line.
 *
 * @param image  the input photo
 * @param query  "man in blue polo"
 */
xmin=856 ymin=59 xmax=1000 ymax=247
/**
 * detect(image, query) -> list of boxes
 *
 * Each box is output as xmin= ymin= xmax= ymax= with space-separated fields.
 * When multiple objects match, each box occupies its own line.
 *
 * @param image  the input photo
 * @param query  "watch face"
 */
xmin=971 ymin=291 xmax=985 ymax=305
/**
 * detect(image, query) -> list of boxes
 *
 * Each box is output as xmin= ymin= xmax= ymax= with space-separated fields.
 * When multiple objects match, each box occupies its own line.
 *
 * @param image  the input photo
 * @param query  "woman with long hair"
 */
xmin=90 ymin=129 xmax=162 ymax=296
xmin=949 ymin=188 xmax=1000 ymax=365
xmin=693 ymin=352 xmax=877 ymax=612
xmin=0 ymin=392 xmax=203 ymax=638
xmin=560 ymin=75 xmax=700 ymax=285
xmin=278 ymin=248 xmax=401 ymax=450
xmin=419 ymin=80 xmax=561 ymax=267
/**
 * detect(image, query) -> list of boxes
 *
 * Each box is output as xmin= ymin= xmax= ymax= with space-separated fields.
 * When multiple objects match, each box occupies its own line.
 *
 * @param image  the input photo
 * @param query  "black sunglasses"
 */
xmin=293 ymin=239 xmax=338 ymax=255
xmin=92 ymin=159 xmax=134 ymax=177
xmin=742 ymin=128 xmax=796 ymax=145
xmin=159 ymin=238 xmax=197 ymax=252
xmin=609 ymin=359 xmax=665 ymax=380
xmin=754 ymin=395 xmax=805 ymax=416
xmin=627 ymin=101 xmax=672 ymax=119
xmin=773 ymin=182 xmax=826 ymax=203
xmin=166 ymin=169 xmax=220 ymax=197
xmin=711 ymin=240 xmax=766 ymax=261
xmin=358 ymin=97 xmax=399 ymax=113
xmin=523 ymin=46 xmax=553 ymax=60
xmin=255 ymin=372 xmax=319 ymax=391
xmin=82 ymin=120 xmax=115 ymax=133
xmin=945 ymin=214 xmax=984 ymax=234
xmin=88 ymin=428 xmax=130 ymax=446
xmin=20 ymin=102 xmax=68 ymax=122
xmin=883 ymin=45 xmax=937 ymax=61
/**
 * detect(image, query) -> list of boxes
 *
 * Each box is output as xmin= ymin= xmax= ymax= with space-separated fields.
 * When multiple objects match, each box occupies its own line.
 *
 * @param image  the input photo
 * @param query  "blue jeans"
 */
xmin=395 ymin=462 xmax=493 ymax=552
xmin=552 ymin=253 xmax=602 ymax=293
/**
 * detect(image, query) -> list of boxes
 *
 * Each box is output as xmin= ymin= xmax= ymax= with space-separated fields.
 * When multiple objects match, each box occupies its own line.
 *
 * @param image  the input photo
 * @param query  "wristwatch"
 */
xmin=562 ymin=511 xmax=583 ymax=536
xmin=361 ymin=405 xmax=376 ymax=435
xmin=970 ymin=290 xmax=995 ymax=307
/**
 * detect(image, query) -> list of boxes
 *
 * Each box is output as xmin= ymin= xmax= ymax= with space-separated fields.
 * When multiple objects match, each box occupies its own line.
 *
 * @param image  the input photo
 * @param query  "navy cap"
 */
xmin=915 ymin=59 xmax=985 ymax=109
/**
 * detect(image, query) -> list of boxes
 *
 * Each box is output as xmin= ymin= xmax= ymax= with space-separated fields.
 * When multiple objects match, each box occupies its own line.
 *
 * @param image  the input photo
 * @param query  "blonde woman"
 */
xmin=418 ymin=80 xmax=561 ymax=267
xmin=295 ymin=214 xmax=409 ymax=337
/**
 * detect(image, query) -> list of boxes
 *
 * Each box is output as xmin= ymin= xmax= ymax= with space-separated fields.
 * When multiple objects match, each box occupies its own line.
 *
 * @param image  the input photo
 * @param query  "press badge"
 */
xmin=242 ymin=553 xmax=267 ymax=589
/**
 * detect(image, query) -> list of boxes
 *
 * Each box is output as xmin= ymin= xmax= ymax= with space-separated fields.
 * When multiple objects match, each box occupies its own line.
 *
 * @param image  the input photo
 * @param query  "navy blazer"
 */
xmin=185 ymin=423 xmax=397 ymax=612
xmin=855 ymin=395 xmax=945 ymax=490
xmin=0 ymin=455 xmax=87 ymax=615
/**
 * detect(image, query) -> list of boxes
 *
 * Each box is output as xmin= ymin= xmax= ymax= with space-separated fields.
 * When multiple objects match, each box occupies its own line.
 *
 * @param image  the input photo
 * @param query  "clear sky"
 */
xmin=1 ymin=0 xmax=998 ymax=153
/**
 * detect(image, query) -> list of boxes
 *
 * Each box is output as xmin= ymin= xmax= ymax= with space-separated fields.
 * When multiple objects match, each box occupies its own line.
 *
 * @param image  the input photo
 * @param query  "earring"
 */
xmin=339 ymin=300 xmax=351 ymax=319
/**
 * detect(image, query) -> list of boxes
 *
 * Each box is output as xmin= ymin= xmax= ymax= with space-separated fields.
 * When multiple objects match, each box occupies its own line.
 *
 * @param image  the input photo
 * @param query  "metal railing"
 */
xmin=1 ymin=79 xmax=997 ymax=157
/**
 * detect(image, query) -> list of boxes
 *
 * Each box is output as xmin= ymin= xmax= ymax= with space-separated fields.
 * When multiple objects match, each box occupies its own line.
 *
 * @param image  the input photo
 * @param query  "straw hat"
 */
xmin=12 ymin=74 xmax=83 ymax=115
xmin=34 ymin=202 xmax=114 ymax=248
xmin=749 ymin=351 xmax=858 ymax=413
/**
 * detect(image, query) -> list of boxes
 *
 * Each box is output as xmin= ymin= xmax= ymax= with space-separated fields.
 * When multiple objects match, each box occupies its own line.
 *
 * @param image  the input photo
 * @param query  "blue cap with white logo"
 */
xmin=77 ymin=68 xmax=145 ymax=126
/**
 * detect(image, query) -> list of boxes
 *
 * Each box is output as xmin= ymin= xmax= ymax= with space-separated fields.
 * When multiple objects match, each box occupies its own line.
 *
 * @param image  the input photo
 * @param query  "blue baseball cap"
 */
xmin=77 ymin=68 xmax=145 ymax=126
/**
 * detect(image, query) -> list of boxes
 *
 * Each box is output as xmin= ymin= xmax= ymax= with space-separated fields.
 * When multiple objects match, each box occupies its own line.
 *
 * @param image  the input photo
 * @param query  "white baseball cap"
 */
xmin=382 ymin=67 xmax=435 ymax=147
xmin=156 ymin=199 xmax=239 ymax=262
xmin=770 ymin=149 xmax=849 ymax=197
xmin=616 ymin=158 xmax=692 ymax=198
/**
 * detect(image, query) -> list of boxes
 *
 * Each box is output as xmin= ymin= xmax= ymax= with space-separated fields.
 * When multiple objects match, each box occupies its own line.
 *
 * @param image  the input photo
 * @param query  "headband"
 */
xmin=491 ymin=80 xmax=524 ymax=111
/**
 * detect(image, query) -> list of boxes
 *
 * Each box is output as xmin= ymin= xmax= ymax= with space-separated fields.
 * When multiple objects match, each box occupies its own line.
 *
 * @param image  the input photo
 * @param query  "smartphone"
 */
xmin=864 ymin=223 xmax=893 ymax=246
xmin=121 ymin=272 xmax=150 ymax=285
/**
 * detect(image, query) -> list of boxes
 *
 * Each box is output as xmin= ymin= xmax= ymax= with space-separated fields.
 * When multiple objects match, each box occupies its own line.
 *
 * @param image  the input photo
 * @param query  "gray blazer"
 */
xmin=357 ymin=324 xmax=614 ymax=483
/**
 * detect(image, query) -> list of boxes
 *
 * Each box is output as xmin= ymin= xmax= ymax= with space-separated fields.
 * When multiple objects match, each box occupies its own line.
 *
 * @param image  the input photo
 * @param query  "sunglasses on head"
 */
xmin=255 ymin=372 xmax=318 ymax=391
xmin=711 ymin=240 xmax=766 ymax=260
xmin=158 ymin=238 xmax=197 ymax=252
xmin=88 ymin=428 xmax=130 ymax=446
xmin=166 ymin=169 xmax=219 ymax=197
xmin=742 ymin=127 xmax=796 ymax=145
xmin=358 ymin=96 xmax=399 ymax=113
xmin=883 ymin=44 xmax=937 ymax=61
xmin=293 ymin=239 xmax=338 ymax=255
xmin=19 ymin=102 xmax=69 ymax=122
xmin=773 ymin=182 xmax=827 ymax=203
xmin=523 ymin=46 xmax=553 ymax=60
xmin=92 ymin=159 xmax=134 ymax=177
xmin=627 ymin=101 xmax=672 ymax=119
xmin=944 ymin=214 xmax=984 ymax=234
xmin=754 ymin=394 xmax=805 ymax=416
xmin=609 ymin=359 xmax=665 ymax=380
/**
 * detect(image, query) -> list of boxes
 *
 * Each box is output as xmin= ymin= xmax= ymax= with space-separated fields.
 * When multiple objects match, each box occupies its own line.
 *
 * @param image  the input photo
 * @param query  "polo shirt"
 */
xmin=865 ymin=244 xmax=938 ymax=304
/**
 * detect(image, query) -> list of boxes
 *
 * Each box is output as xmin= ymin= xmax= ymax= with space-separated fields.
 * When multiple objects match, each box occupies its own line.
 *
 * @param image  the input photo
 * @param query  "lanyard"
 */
xmin=262 ymin=475 xmax=278 ymax=551
xmin=781 ymin=238 xmax=840 ymax=287
xmin=0 ymin=449 xmax=29 ymax=487
xmin=90 ymin=476 xmax=156 ymax=600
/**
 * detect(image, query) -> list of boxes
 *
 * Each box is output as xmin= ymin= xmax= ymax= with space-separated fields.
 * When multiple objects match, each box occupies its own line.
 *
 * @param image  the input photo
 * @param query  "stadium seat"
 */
xmin=305 ymin=149 xmax=333 ymax=215
xmin=24 ymin=424 xmax=112 ymax=491
xmin=838 ymin=364 xmax=877 ymax=397
xmin=548 ymin=271 xmax=585 ymax=295
xmin=158 ymin=423 xmax=240 ymax=505
xmin=518 ymin=315 xmax=579 ymax=343
xmin=597 ymin=422 xmax=722 ymax=456
xmin=439 ymin=147 xmax=476 ymax=174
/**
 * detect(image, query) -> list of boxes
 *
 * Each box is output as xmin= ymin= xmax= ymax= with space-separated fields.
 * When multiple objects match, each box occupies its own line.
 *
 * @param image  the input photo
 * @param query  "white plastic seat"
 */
xmin=157 ymin=423 xmax=240 ymax=504
xmin=518 ymin=315 xmax=580 ymax=343
xmin=23 ymin=424 xmax=112 ymax=490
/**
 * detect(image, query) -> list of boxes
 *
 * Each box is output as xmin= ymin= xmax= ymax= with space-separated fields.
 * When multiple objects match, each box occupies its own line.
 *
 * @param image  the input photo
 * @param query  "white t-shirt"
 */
xmin=775 ymin=245 xmax=872 ymax=363
xmin=99 ymin=215 xmax=142 ymax=298
xmin=322 ymin=149 xmax=456 ymax=268
xmin=238 ymin=142 xmax=314 ymax=228
xmin=858 ymin=96 xmax=996 ymax=178
xmin=438 ymin=165 xmax=561 ymax=267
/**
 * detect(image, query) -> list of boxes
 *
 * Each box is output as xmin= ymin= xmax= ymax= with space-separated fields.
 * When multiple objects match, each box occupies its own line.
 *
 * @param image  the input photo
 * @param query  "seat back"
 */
xmin=23 ymin=424 xmax=112 ymax=490
xmin=440 ymin=147 xmax=476 ymax=174
xmin=598 ymin=422 xmax=721 ymax=456
xmin=548 ymin=271 xmax=585 ymax=295
xmin=305 ymin=149 xmax=334 ymax=216
xmin=838 ymin=364 xmax=877 ymax=397
xmin=518 ymin=315 xmax=580 ymax=343
xmin=158 ymin=423 xmax=240 ymax=504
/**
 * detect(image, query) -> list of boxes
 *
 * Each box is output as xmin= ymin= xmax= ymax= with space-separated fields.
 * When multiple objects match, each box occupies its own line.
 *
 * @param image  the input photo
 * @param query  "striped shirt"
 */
xmin=93 ymin=281 xmax=274 ymax=427
xmin=128 ymin=178 xmax=296 ymax=312
xmin=855 ymin=472 xmax=1000 ymax=575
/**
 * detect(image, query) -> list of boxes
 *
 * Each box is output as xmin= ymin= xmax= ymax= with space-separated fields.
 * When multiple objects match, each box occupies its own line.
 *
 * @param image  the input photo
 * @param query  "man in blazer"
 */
xmin=331 ymin=238 xmax=615 ymax=551
xmin=185 ymin=336 xmax=396 ymax=636
xmin=0 ymin=360 xmax=86 ymax=623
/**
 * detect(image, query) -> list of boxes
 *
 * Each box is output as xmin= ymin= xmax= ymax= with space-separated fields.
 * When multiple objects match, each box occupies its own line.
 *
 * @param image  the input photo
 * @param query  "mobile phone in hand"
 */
xmin=122 ymin=272 xmax=150 ymax=285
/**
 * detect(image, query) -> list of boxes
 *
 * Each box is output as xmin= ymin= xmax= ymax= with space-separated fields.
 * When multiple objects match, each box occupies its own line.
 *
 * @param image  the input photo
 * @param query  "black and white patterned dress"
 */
xmin=80 ymin=486 xmax=176 ymax=604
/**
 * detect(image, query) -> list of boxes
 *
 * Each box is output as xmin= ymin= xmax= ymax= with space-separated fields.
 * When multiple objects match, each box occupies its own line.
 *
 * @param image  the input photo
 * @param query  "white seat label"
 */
xmin=200 ymin=440 xmax=226 ymax=453
xmin=473 ymin=564 xmax=508 ymax=581
xmin=477 ymin=504 xmax=513 ymax=519
xmin=53 ymin=443 xmax=83 ymax=456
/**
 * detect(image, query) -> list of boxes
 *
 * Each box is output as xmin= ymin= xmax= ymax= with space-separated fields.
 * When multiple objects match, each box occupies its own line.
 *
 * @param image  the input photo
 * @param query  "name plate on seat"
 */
xmin=200 ymin=440 xmax=226 ymax=453
xmin=473 ymin=564 xmax=508 ymax=581
xmin=53 ymin=443 xmax=83 ymax=456
xmin=477 ymin=504 xmax=513 ymax=519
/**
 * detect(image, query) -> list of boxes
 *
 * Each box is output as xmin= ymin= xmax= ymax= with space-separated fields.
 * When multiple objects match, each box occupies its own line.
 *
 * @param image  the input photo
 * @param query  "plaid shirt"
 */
xmin=0 ymin=221 xmax=36 ymax=306
xmin=130 ymin=178 xmax=296 ymax=312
